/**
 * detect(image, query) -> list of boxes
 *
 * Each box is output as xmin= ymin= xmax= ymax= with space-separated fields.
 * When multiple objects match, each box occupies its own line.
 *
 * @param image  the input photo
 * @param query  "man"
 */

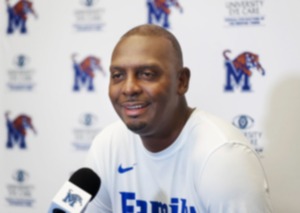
xmin=85 ymin=24 xmax=273 ymax=212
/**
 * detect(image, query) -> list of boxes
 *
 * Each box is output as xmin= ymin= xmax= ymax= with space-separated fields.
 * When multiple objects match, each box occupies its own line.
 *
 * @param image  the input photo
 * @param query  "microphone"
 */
xmin=48 ymin=168 xmax=101 ymax=213
xmin=52 ymin=209 xmax=66 ymax=213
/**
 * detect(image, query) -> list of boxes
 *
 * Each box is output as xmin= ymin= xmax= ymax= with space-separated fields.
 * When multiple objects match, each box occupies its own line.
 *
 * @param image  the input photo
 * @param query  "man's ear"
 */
xmin=177 ymin=67 xmax=190 ymax=95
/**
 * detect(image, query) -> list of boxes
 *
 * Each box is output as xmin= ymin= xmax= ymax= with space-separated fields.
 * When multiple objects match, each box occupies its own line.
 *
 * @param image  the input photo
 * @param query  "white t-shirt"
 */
xmin=84 ymin=109 xmax=273 ymax=213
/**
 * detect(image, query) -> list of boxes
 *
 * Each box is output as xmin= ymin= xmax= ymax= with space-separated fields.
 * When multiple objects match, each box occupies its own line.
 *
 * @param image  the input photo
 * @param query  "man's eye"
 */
xmin=138 ymin=71 xmax=155 ymax=79
xmin=111 ymin=72 xmax=123 ymax=80
xmin=142 ymin=72 xmax=152 ymax=77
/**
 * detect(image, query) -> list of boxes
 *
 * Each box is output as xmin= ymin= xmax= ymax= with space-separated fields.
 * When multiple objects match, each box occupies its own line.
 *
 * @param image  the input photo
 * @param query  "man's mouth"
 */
xmin=121 ymin=102 xmax=150 ymax=116
xmin=125 ymin=104 xmax=146 ymax=110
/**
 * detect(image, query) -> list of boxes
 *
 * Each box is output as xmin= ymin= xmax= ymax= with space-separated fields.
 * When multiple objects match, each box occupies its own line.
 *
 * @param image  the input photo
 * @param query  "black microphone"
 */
xmin=48 ymin=168 xmax=101 ymax=213
xmin=52 ymin=209 xmax=66 ymax=213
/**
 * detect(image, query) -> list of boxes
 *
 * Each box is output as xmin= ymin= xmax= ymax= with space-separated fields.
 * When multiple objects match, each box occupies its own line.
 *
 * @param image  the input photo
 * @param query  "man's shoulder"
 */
xmin=190 ymin=109 xmax=247 ymax=143
xmin=185 ymin=109 xmax=250 ymax=159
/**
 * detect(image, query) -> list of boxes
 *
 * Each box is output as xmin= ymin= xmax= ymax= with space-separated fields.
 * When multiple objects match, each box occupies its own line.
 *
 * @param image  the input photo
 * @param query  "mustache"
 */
xmin=121 ymin=97 xmax=143 ymax=102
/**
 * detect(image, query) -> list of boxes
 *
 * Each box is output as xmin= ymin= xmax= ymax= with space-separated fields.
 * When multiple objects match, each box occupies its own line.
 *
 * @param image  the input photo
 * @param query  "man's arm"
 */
xmin=197 ymin=142 xmax=273 ymax=213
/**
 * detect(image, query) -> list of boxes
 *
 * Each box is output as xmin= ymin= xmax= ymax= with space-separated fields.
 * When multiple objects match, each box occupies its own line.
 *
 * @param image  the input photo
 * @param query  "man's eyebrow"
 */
xmin=137 ymin=65 xmax=161 ymax=70
xmin=109 ymin=64 xmax=161 ymax=71
xmin=109 ymin=65 xmax=124 ymax=72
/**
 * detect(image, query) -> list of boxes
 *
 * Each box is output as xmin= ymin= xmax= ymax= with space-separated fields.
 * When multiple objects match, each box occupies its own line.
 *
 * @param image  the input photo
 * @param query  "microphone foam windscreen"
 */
xmin=69 ymin=168 xmax=101 ymax=200
xmin=52 ymin=208 xmax=66 ymax=213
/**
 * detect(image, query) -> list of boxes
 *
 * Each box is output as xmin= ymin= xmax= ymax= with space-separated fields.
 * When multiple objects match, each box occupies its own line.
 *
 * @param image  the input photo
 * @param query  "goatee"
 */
xmin=126 ymin=122 xmax=147 ymax=132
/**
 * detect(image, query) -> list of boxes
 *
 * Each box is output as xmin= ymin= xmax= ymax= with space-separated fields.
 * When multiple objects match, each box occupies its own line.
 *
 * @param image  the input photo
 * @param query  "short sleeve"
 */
xmin=197 ymin=143 xmax=273 ymax=213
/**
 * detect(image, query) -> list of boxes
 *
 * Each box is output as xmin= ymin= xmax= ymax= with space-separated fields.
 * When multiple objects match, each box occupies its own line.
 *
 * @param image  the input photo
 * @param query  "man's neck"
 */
xmin=141 ymin=106 xmax=194 ymax=153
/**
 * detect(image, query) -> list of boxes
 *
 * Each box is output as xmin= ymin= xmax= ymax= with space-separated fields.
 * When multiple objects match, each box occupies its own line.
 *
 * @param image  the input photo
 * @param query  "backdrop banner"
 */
xmin=1 ymin=0 xmax=300 ymax=212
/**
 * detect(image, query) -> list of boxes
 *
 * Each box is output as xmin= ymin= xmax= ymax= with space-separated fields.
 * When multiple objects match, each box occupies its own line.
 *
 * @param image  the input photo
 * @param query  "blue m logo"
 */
xmin=5 ymin=112 xmax=36 ymax=149
xmin=146 ymin=0 xmax=183 ymax=28
xmin=63 ymin=190 xmax=83 ymax=207
xmin=224 ymin=60 xmax=251 ymax=91
xmin=223 ymin=50 xmax=265 ymax=92
xmin=6 ymin=0 xmax=37 ymax=34
xmin=72 ymin=54 xmax=105 ymax=91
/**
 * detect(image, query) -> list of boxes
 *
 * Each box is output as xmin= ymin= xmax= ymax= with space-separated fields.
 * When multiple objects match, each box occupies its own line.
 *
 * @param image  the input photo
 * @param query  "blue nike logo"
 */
xmin=118 ymin=164 xmax=135 ymax=174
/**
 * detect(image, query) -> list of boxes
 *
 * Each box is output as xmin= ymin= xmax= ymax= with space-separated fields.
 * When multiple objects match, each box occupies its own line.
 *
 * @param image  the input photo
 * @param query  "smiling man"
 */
xmin=85 ymin=24 xmax=273 ymax=213
xmin=109 ymin=27 xmax=192 ymax=153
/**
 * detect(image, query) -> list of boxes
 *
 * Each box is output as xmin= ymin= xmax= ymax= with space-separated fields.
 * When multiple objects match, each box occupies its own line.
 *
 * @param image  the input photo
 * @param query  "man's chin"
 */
xmin=126 ymin=122 xmax=147 ymax=133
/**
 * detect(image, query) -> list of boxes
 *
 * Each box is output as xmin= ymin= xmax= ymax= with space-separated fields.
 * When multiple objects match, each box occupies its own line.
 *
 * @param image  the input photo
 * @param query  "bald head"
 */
xmin=115 ymin=24 xmax=183 ymax=68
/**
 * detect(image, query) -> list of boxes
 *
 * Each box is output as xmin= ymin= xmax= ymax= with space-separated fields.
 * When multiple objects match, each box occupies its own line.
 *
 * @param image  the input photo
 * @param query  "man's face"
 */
xmin=109 ymin=35 xmax=181 ymax=137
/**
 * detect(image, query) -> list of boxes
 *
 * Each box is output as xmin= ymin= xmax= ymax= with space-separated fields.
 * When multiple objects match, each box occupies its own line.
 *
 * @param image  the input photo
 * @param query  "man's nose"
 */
xmin=122 ymin=74 xmax=142 ymax=96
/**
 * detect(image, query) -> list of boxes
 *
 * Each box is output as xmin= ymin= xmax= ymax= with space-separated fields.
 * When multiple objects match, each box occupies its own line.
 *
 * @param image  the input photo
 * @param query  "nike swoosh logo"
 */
xmin=118 ymin=164 xmax=135 ymax=174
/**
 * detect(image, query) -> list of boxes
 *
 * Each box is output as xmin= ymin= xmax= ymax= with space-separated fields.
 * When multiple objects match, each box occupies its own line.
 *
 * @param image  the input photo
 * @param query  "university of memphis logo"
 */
xmin=6 ymin=169 xmax=35 ymax=207
xmin=223 ymin=50 xmax=265 ymax=92
xmin=7 ymin=54 xmax=36 ymax=91
xmin=232 ymin=114 xmax=264 ymax=154
xmin=5 ymin=112 xmax=36 ymax=149
xmin=72 ymin=54 xmax=105 ymax=91
xmin=146 ymin=0 xmax=183 ymax=28
xmin=73 ymin=0 xmax=105 ymax=31
xmin=80 ymin=0 xmax=99 ymax=7
xmin=63 ymin=190 xmax=82 ymax=207
xmin=12 ymin=169 xmax=29 ymax=183
xmin=224 ymin=0 xmax=265 ymax=26
xmin=72 ymin=113 xmax=101 ymax=150
xmin=6 ymin=0 xmax=37 ymax=34
xmin=121 ymin=192 xmax=196 ymax=212
xmin=79 ymin=113 xmax=98 ymax=126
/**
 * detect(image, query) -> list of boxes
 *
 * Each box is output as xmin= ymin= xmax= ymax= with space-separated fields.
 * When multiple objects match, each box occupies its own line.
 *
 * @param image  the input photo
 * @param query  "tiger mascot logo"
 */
xmin=223 ymin=50 xmax=265 ymax=91
xmin=146 ymin=0 xmax=183 ymax=28
xmin=72 ymin=54 xmax=105 ymax=91
xmin=6 ymin=0 xmax=37 ymax=34
xmin=5 ymin=112 xmax=36 ymax=149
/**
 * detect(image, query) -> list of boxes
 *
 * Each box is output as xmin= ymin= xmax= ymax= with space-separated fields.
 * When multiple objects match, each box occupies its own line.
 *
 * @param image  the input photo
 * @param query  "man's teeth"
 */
xmin=127 ymin=105 xmax=143 ymax=109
